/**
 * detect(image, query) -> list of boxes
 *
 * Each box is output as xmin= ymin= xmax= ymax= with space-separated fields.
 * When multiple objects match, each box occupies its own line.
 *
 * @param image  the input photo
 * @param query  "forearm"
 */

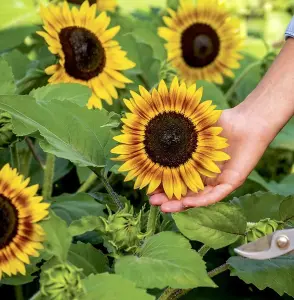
xmin=237 ymin=38 xmax=294 ymax=141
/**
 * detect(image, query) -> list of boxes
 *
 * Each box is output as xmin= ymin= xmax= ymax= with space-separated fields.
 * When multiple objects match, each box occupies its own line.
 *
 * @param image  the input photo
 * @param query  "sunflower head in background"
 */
xmin=111 ymin=77 xmax=230 ymax=200
xmin=158 ymin=0 xmax=243 ymax=84
xmin=67 ymin=0 xmax=117 ymax=12
xmin=0 ymin=164 xmax=49 ymax=279
xmin=38 ymin=1 xmax=135 ymax=109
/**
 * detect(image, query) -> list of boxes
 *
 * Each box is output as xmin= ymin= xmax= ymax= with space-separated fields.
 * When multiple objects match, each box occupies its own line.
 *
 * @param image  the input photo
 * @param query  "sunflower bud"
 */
xmin=98 ymin=204 xmax=146 ymax=254
xmin=158 ymin=60 xmax=178 ymax=86
xmin=40 ymin=263 xmax=85 ymax=300
xmin=245 ymin=218 xmax=283 ymax=243
xmin=0 ymin=112 xmax=17 ymax=149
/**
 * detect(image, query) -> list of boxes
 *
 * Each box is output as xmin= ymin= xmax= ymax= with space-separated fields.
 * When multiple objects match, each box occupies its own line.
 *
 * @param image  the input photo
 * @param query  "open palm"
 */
xmin=149 ymin=106 xmax=273 ymax=212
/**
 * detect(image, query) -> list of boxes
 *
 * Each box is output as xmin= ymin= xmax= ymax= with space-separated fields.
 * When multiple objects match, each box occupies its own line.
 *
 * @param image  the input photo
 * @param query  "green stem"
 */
xmin=42 ymin=153 xmax=55 ymax=200
xmin=158 ymin=263 xmax=230 ymax=300
xmin=77 ymin=172 xmax=97 ymax=193
xmin=90 ymin=167 xmax=123 ymax=210
xmin=10 ymin=143 xmax=20 ymax=170
xmin=198 ymin=244 xmax=211 ymax=257
xmin=225 ymin=61 xmax=261 ymax=101
xmin=146 ymin=205 xmax=158 ymax=237
xmin=14 ymin=285 xmax=24 ymax=300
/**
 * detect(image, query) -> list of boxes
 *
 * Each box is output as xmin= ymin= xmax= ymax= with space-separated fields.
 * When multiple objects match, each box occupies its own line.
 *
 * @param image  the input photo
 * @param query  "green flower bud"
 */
xmin=245 ymin=218 xmax=283 ymax=243
xmin=40 ymin=263 xmax=85 ymax=300
xmin=99 ymin=204 xmax=146 ymax=254
xmin=0 ymin=112 xmax=17 ymax=149
xmin=158 ymin=60 xmax=178 ymax=86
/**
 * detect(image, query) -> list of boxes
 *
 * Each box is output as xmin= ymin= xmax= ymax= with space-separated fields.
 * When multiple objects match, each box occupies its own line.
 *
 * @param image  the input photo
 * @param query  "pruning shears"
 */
xmin=234 ymin=228 xmax=294 ymax=260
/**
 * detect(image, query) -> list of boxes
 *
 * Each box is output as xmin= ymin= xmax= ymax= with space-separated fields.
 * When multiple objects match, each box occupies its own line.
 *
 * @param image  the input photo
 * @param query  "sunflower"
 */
xmin=158 ymin=0 xmax=243 ymax=84
xmin=66 ymin=0 xmax=117 ymax=12
xmin=0 ymin=164 xmax=49 ymax=279
xmin=111 ymin=77 xmax=230 ymax=200
xmin=37 ymin=1 xmax=135 ymax=109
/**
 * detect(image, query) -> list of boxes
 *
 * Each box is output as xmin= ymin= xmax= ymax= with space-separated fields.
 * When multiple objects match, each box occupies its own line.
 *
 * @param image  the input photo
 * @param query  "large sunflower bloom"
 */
xmin=38 ymin=1 xmax=135 ymax=109
xmin=158 ymin=0 xmax=243 ymax=84
xmin=111 ymin=77 xmax=230 ymax=200
xmin=0 ymin=164 xmax=49 ymax=279
xmin=67 ymin=0 xmax=117 ymax=12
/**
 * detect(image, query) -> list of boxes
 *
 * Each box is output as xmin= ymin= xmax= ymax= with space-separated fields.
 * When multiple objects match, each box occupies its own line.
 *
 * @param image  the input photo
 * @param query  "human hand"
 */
xmin=149 ymin=105 xmax=274 ymax=212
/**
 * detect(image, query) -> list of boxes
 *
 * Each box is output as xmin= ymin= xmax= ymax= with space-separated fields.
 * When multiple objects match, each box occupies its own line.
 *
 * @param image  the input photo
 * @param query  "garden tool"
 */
xmin=234 ymin=228 xmax=294 ymax=260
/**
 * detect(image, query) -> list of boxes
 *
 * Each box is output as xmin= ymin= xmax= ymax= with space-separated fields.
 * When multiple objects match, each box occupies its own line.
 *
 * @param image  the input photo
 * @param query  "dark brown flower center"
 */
xmin=181 ymin=23 xmax=220 ymax=68
xmin=59 ymin=26 xmax=106 ymax=80
xmin=144 ymin=112 xmax=197 ymax=167
xmin=67 ymin=0 xmax=97 ymax=5
xmin=0 ymin=194 xmax=18 ymax=249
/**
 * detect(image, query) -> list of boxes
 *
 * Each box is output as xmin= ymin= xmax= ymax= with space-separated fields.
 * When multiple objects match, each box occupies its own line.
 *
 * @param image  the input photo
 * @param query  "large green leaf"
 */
xmin=40 ymin=210 xmax=72 ymax=262
xmin=173 ymin=203 xmax=246 ymax=249
xmin=270 ymin=117 xmax=294 ymax=151
xmin=196 ymin=80 xmax=229 ymax=109
xmin=0 ymin=57 xmax=15 ymax=94
xmin=67 ymin=242 xmax=108 ymax=276
xmin=69 ymin=216 xmax=103 ymax=237
xmin=83 ymin=273 xmax=154 ymax=300
xmin=0 ymin=26 xmax=38 ymax=52
xmin=230 ymin=191 xmax=286 ymax=222
xmin=115 ymin=231 xmax=215 ymax=289
xmin=30 ymin=83 xmax=92 ymax=107
xmin=51 ymin=193 xmax=105 ymax=225
xmin=279 ymin=196 xmax=294 ymax=223
xmin=2 ymin=50 xmax=30 ymax=80
xmin=0 ymin=95 xmax=117 ymax=167
xmin=228 ymin=256 xmax=294 ymax=297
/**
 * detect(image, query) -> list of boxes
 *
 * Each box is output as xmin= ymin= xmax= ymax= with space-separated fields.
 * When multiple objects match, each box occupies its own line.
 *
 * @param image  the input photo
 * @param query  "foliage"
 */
xmin=0 ymin=0 xmax=293 ymax=300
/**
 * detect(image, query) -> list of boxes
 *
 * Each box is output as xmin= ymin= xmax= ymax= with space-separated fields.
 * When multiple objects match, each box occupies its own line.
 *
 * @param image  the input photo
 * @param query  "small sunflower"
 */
xmin=67 ymin=0 xmax=117 ymax=12
xmin=0 ymin=164 xmax=49 ymax=279
xmin=111 ymin=77 xmax=230 ymax=200
xmin=158 ymin=0 xmax=243 ymax=84
xmin=38 ymin=1 xmax=135 ymax=109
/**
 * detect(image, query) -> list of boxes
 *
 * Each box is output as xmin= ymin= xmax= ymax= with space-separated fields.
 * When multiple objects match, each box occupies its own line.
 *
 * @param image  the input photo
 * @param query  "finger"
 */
xmin=183 ymin=186 xmax=214 ymax=205
xmin=160 ymin=200 xmax=186 ymax=213
xmin=149 ymin=193 xmax=169 ymax=206
xmin=148 ymin=187 xmax=163 ymax=196
xmin=182 ymin=183 xmax=234 ymax=207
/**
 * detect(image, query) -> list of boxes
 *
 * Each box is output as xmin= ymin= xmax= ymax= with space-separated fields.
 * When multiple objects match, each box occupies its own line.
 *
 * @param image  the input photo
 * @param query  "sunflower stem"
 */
xmin=77 ymin=172 xmax=97 ymax=193
xmin=14 ymin=285 xmax=24 ymax=300
xmin=225 ymin=61 xmax=262 ymax=102
xmin=25 ymin=137 xmax=45 ymax=170
xmin=90 ymin=167 xmax=124 ymax=211
xmin=10 ymin=142 xmax=20 ymax=170
xmin=198 ymin=244 xmax=211 ymax=257
xmin=158 ymin=263 xmax=230 ymax=300
xmin=146 ymin=205 xmax=159 ymax=237
xmin=42 ymin=153 xmax=56 ymax=200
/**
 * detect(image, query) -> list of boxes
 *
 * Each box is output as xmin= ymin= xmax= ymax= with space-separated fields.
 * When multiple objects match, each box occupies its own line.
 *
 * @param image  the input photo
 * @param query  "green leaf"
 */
xmin=82 ymin=273 xmax=154 ymax=300
xmin=30 ymin=83 xmax=92 ymax=107
xmin=279 ymin=196 xmax=294 ymax=223
xmin=0 ymin=96 xmax=117 ymax=167
xmin=242 ymin=38 xmax=267 ymax=59
xmin=0 ymin=26 xmax=38 ymax=52
xmin=247 ymin=170 xmax=271 ymax=191
xmin=115 ymin=231 xmax=216 ymax=289
xmin=2 ymin=49 xmax=30 ymax=80
xmin=271 ymin=117 xmax=294 ymax=151
xmin=69 ymin=216 xmax=103 ymax=237
xmin=51 ymin=193 xmax=105 ymax=225
xmin=40 ymin=210 xmax=72 ymax=262
xmin=228 ymin=256 xmax=294 ymax=297
xmin=173 ymin=203 xmax=246 ymax=249
xmin=67 ymin=242 xmax=108 ymax=276
xmin=230 ymin=191 xmax=286 ymax=222
xmin=0 ymin=57 xmax=15 ymax=94
xmin=196 ymin=80 xmax=229 ymax=109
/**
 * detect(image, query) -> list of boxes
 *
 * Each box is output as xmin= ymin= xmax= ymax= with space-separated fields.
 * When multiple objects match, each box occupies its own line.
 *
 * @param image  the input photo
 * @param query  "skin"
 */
xmin=149 ymin=38 xmax=294 ymax=213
